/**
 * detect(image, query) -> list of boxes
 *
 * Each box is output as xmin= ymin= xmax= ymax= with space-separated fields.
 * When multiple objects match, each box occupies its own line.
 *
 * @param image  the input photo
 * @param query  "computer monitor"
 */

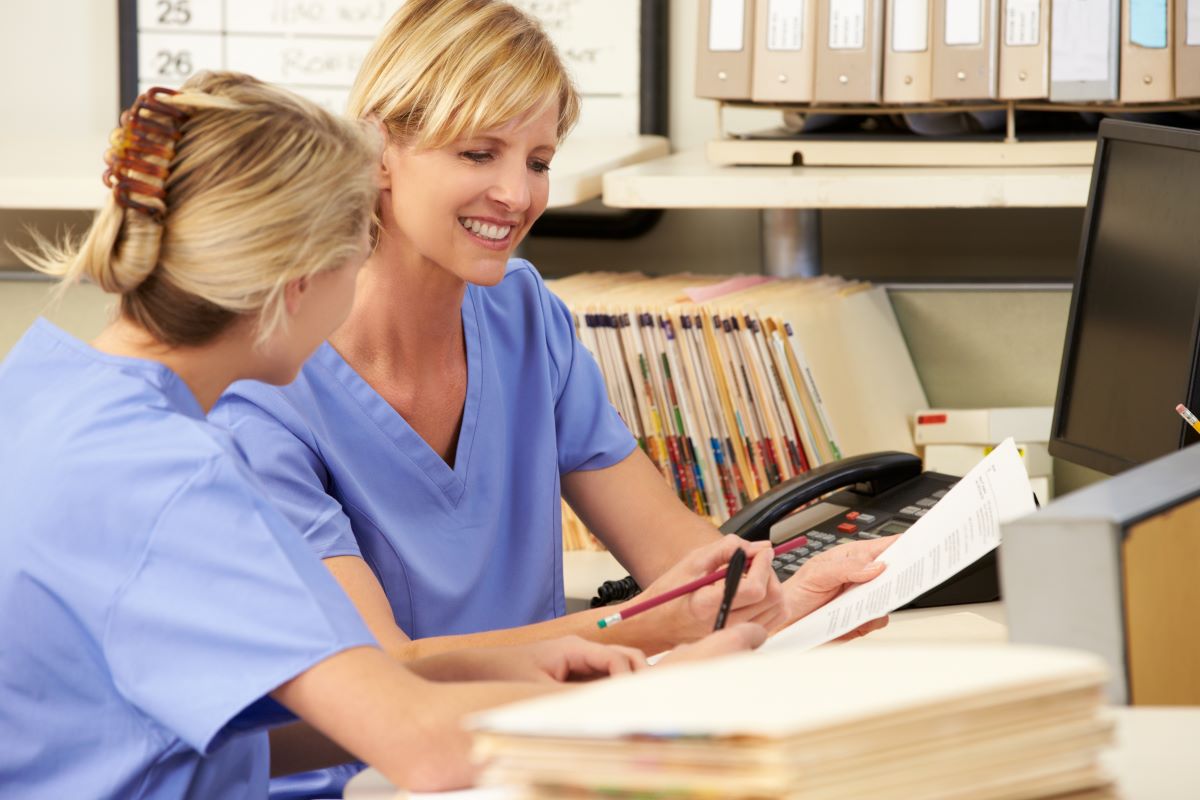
xmin=1050 ymin=119 xmax=1200 ymax=476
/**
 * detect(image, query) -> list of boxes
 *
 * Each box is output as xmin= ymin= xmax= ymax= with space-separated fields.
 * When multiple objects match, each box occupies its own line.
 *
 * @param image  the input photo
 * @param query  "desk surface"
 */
xmin=348 ymin=572 xmax=1191 ymax=800
xmin=345 ymin=554 xmax=1190 ymax=796
xmin=345 ymin=705 xmax=1200 ymax=799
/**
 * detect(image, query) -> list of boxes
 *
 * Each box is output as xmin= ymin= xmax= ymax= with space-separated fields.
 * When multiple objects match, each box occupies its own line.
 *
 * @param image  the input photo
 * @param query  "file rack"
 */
xmin=707 ymin=99 xmax=1200 ymax=167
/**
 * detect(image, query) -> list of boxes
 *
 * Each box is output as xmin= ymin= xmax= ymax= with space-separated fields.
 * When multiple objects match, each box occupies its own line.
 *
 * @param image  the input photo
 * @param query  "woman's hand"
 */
xmin=621 ymin=534 xmax=789 ymax=649
xmin=654 ymin=622 xmax=768 ymax=666
xmin=408 ymin=636 xmax=649 ymax=683
xmin=515 ymin=636 xmax=650 ymax=682
xmin=776 ymin=536 xmax=897 ymax=636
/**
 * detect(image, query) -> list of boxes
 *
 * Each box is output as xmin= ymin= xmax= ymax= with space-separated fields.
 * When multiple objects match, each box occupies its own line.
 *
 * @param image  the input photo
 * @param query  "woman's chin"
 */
xmin=463 ymin=259 xmax=511 ymax=287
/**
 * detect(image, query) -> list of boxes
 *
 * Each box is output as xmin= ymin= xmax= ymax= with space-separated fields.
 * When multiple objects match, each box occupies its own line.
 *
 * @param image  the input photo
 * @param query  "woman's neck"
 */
xmin=330 ymin=245 xmax=467 ymax=373
xmin=90 ymin=318 xmax=253 ymax=414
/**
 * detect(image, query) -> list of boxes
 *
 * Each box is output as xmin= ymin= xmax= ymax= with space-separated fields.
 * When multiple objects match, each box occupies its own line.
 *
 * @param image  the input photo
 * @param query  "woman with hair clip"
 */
xmin=215 ymin=0 xmax=891 ymax=679
xmin=0 ymin=72 xmax=762 ymax=799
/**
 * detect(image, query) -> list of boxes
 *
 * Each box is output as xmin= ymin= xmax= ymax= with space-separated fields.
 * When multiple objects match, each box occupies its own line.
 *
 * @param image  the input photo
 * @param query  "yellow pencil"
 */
xmin=1175 ymin=404 xmax=1200 ymax=434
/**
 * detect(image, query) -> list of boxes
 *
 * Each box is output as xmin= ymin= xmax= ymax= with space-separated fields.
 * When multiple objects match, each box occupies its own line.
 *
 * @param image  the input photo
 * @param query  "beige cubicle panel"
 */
xmin=1003 ymin=443 xmax=1200 ymax=706
xmin=0 ymin=277 xmax=110 ymax=357
xmin=1122 ymin=496 xmax=1200 ymax=705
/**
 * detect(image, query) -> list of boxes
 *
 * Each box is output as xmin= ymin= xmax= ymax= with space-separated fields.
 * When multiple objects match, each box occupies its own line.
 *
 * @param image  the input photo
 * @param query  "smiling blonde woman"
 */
xmin=213 ymin=4 xmax=889 ymax=789
xmin=216 ymin=0 xmax=889 ymax=661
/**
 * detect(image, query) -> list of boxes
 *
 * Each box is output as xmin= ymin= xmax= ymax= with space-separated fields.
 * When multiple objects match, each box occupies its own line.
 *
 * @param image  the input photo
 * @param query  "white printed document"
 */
xmin=763 ymin=438 xmax=1035 ymax=652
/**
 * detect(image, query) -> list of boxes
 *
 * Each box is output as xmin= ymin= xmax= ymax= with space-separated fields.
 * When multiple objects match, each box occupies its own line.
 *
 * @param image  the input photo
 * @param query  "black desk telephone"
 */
xmin=591 ymin=452 xmax=1000 ymax=610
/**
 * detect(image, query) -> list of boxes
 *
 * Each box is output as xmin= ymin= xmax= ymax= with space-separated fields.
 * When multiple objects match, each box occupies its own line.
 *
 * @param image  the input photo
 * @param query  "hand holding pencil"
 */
xmin=595 ymin=533 xmax=896 ymax=647
xmin=599 ymin=535 xmax=790 ymax=642
xmin=598 ymin=536 xmax=808 ymax=630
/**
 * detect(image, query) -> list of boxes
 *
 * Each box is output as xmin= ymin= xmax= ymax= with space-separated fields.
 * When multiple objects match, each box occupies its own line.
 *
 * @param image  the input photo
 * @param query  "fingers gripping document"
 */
xmin=765 ymin=438 xmax=1036 ymax=652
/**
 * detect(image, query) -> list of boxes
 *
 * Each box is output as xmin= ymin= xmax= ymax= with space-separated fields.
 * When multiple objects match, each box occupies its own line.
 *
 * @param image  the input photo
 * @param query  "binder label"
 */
xmin=1191 ymin=0 xmax=1200 ymax=46
xmin=945 ymin=0 xmax=983 ymax=46
xmin=892 ymin=0 xmax=930 ymax=52
xmin=829 ymin=0 xmax=866 ymax=49
xmin=709 ymin=0 xmax=746 ymax=52
xmin=1050 ymin=0 xmax=1112 ymax=83
xmin=1130 ymin=0 xmax=1168 ymax=48
xmin=767 ymin=0 xmax=806 ymax=51
xmin=1005 ymin=0 xmax=1041 ymax=46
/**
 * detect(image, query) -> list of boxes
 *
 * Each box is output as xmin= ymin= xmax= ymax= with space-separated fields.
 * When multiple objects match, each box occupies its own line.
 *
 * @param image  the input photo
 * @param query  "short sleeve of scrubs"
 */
xmin=215 ymin=393 xmax=362 ymax=560
xmin=536 ymin=277 xmax=637 ymax=474
xmin=103 ymin=455 xmax=375 ymax=755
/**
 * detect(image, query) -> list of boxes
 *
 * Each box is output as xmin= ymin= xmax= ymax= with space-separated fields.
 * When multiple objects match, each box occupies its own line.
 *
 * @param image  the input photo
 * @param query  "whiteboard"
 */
xmin=122 ymin=0 xmax=646 ymax=138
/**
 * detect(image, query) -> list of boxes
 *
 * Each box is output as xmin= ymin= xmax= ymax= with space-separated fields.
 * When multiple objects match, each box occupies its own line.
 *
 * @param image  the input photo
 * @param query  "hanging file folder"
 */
xmin=998 ymin=0 xmax=1050 ymax=98
xmin=697 ymin=0 xmax=755 ymax=100
xmin=752 ymin=0 xmax=819 ymax=101
xmin=814 ymin=0 xmax=886 ymax=102
xmin=1178 ymin=0 xmax=1200 ymax=96
xmin=932 ymin=0 xmax=1001 ymax=100
xmin=1121 ymin=0 xmax=1174 ymax=102
xmin=883 ymin=0 xmax=934 ymax=102
xmin=1050 ymin=0 xmax=1120 ymax=101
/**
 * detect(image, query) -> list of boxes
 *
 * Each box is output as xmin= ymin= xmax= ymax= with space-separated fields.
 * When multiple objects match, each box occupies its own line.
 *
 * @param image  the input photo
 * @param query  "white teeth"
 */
xmin=460 ymin=218 xmax=512 ymax=241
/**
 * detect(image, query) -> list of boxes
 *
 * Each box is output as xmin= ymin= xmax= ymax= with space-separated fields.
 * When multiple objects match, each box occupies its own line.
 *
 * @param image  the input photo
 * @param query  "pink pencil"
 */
xmin=597 ymin=536 xmax=809 ymax=629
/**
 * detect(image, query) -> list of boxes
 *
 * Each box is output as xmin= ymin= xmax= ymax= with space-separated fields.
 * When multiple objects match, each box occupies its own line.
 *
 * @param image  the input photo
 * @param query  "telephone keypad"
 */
xmin=770 ymin=479 xmax=957 ymax=583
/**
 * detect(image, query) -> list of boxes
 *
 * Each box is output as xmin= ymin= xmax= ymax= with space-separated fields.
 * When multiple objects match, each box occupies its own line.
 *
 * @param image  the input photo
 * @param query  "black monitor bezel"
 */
xmin=1049 ymin=119 xmax=1200 ymax=475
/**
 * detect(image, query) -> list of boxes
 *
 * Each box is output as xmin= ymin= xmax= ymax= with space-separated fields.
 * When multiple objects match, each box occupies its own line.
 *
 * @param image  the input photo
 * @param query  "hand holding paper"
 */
xmin=766 ymin=438 xmax=1036 ymax=652
xmin=774 ymin=536 xmax=896 ymax=635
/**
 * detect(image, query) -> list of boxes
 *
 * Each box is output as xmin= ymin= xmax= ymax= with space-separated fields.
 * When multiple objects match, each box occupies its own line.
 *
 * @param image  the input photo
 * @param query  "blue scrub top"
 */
xmin=0 ymin=320 xmax=376 ymax=800
xmin=213 ymin=260 xmax=636 ymax=638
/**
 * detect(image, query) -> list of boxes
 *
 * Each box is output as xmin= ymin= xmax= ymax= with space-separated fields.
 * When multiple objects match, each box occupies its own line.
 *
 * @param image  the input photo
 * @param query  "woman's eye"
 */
xmin=462 ymin=151 xmax=492 ymax=164
xmin=529 ymin=160 xmax=551 ymax=175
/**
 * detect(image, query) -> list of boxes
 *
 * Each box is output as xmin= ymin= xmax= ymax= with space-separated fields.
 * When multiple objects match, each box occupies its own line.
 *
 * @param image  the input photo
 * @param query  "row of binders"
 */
xmin=548 ymin=273 xmax=927 ymax=547
xmin=699 ymin=0 xmax=1200 ymax=106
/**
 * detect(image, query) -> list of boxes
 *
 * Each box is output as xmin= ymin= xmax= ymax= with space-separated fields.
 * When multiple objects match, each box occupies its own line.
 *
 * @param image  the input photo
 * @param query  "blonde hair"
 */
xmin=348 ymin=0 xmax=580 ymax=149
xmin=18 ymin=72 xmax=379 ymax=347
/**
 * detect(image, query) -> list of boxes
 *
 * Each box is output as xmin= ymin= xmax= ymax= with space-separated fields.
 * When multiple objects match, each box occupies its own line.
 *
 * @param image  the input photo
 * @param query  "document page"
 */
xmin=763 ymin=438 xmax=1035 ymax=652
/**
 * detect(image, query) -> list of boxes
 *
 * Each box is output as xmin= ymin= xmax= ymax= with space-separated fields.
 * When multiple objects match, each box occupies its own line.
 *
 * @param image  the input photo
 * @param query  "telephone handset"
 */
xmin=590 ymin=451 xmax=1000 ymax=610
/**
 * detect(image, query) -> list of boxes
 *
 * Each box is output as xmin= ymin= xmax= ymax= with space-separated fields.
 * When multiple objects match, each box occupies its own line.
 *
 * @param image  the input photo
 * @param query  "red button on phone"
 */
xmin=846 ymin=511 xmax=860 ymax=520
xmin=837 ymin=523 xmax=858 ymax=533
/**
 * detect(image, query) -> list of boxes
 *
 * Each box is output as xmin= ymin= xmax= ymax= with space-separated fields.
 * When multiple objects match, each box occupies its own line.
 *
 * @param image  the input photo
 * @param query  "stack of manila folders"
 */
xmin=468 ymin=442 xmax=1115 ymax=799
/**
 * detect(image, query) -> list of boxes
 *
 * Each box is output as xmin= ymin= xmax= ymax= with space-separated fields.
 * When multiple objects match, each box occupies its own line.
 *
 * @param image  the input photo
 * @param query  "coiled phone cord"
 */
xmin=589 ymin=574 xmax=641 ymax=608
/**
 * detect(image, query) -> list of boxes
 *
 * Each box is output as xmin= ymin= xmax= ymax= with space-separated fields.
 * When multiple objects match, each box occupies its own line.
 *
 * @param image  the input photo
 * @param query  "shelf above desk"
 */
xmin=546 ymin=135 xmax=669 ymax=209
xmin=602 ymin=148 xmax=1093 ymax=210
xmin=0 ymin=135 xmax=671 ymax=213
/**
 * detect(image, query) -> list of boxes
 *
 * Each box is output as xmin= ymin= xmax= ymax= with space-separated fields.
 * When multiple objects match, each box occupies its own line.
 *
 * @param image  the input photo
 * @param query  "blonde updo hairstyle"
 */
xmin=348 ymin=0 xmax=581 ymax=150
xmin=23 ymin=71 xmax=379 ymax=347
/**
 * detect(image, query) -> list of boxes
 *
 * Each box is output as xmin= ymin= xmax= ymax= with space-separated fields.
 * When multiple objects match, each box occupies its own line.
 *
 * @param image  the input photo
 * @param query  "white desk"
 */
xmin=345 ymin=705 xmax=1200 ymax=799
xmin=349 ymin=563 xmax=1197 ymax=799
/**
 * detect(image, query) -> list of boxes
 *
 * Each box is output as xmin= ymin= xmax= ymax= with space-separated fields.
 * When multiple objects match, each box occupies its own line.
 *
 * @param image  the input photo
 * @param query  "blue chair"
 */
xmin=269 ymin=763 xmax=365 ymax=800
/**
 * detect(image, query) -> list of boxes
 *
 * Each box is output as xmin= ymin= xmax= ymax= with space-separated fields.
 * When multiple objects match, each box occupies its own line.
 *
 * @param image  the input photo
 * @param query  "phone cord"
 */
xmin=589 ymin=574 xmax=641 ymax=608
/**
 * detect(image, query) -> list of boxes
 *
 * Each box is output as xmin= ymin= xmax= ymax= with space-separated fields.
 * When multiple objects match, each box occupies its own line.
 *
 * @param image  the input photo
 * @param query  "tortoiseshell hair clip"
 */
xmin=102 ymin=87 xmax=191 ymax=223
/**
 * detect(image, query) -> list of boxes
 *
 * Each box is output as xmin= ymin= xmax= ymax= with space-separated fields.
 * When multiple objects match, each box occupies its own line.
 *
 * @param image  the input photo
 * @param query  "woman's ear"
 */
xmin=372 ymin=118 xmax=393 ymax=189
xmin=283 ymin=276 xmax=310 ymax=316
